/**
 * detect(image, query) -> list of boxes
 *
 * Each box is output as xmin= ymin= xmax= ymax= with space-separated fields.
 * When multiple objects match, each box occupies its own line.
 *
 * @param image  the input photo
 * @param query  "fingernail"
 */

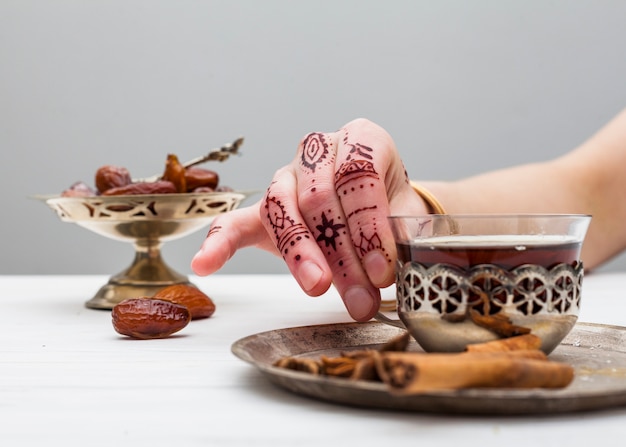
xmin=344 ymin=286 xmax=377 ymax=322
xmin=363 ymin=250 xmax=392 ymax=285
xmin=298 ymin=261 xmax=324 ymax=293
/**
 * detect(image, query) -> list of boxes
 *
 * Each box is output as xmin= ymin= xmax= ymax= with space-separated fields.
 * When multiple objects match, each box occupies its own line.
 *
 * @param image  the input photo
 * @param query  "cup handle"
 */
xmin=373 ymin=311 xmax=406 ymax=329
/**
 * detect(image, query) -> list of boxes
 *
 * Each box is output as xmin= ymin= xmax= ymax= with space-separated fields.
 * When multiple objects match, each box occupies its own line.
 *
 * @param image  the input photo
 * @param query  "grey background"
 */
xmin=2 ymin=0 xmax=626 ymax=277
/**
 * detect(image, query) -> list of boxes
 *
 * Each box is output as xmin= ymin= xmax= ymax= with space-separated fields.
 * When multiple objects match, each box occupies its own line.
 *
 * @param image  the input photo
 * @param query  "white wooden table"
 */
xmin=2 ymin=273 xmax=626 ymax=446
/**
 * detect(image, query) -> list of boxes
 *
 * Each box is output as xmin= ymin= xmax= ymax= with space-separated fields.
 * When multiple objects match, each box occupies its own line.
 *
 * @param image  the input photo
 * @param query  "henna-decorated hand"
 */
xmin=191 ymin=118 xmax=429 ymax=321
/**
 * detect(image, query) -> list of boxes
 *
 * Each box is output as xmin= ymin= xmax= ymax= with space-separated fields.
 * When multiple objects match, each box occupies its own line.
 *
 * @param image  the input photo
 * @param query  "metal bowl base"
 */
xmin=85 ymin=245 xmax=192 ymax=310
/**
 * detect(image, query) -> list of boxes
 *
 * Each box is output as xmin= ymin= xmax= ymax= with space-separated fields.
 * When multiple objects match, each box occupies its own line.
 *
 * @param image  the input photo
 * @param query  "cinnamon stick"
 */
xmin=375 ymin=350 xmax=573 ymax=394
xmin=465 ymin=333 xmax=542 ymax=353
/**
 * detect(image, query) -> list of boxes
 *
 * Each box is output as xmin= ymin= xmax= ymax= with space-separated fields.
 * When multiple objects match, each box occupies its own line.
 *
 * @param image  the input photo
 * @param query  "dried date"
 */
xmin=102 ymin=180 xmax=177 ymax=196
xmin=161 ymin=154 xmax=187 ymax=193
xmin=95 ymin=165 xmax=132 ymax=194
xmin=184 ymin=167 xmax=219 ymax=192
xmin=112 ymin=298 xmax=191 ymax=339
xmin=61 ymin=181 xmax=97 ymax=198
xmin=154 ymin=284 xmax=216 ymax=320
xmin=191 ymin=186 xmax=215 ymax=193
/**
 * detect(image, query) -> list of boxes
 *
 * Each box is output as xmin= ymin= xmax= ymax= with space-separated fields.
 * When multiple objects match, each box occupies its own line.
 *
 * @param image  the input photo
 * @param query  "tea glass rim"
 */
xmin=387 ymin=213 xmax=592 ymax=241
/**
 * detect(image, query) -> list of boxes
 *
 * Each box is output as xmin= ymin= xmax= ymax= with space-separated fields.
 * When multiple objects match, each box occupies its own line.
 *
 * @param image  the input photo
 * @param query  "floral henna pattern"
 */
xmin=355 ymin=231 xmax=383 ymax=257
xmin=312 ymin=210 xmax=349 ymax=277
xmin=301 ymin=132 xmax=333 ymax=173
xmin=264 ymin=194 xmax=311 ymax=261
xmin=314 ymin=211 xmax=346 ymax=252
xmin=354 ymin=217 xmax=391 ymax=262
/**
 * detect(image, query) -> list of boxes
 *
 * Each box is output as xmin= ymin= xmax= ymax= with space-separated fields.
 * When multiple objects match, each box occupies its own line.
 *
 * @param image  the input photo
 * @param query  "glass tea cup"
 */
xmin=384 ymin=214 xmax=591 ymax=353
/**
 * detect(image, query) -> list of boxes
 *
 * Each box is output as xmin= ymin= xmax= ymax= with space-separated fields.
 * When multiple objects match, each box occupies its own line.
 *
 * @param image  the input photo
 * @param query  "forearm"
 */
xmin=422 ymin=160 xmax=573 ymax=215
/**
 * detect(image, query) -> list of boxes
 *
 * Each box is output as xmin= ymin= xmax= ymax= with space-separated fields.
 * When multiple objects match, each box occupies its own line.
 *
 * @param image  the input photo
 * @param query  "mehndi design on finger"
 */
xmin=206 ymin=225 xmax=222 ymax=238
xmin=348 ymin=142 xmax=374 ymax=160
xmin=347 ymin=205 xmax=378 ymax=219
xmin=356 ymin=230 xmax=384 ymax=257
xmin=314 ymin=211 xmax=346 ymax=253
xmin=301 ymin=132 xmax=334 ymax=173
xmin=354 ymin=217 xmax=390 ymax=262
xmin=333 ymin=135 xmax=391 ymax=262
xmin=335 ymin=143 xmax=379 ymax=196
xmin=265 ymin=194 xmax=311 ymax=261
xmin=338 ymin=259 xmax=347 ymax=277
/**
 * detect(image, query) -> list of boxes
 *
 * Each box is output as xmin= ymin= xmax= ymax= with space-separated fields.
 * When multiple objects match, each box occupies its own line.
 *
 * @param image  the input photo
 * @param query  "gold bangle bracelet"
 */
xmin=409 ymin=180 xmax=446 ymax=214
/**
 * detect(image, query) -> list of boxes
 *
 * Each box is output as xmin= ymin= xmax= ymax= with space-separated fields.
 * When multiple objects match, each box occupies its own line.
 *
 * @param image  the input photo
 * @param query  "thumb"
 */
xmin=191 ymin=201 xmax=276 ymax=275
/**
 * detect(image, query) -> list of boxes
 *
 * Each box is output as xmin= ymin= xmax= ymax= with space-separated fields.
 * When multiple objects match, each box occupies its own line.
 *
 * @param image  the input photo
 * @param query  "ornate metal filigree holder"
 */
xmin=393 ymin=261 xmax=584 ymax=353
xmin=41 ymin=192 xmax=246 ymax=309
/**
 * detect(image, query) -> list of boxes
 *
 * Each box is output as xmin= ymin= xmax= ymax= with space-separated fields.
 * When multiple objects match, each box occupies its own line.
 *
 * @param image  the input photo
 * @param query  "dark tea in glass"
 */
xmin=395 ymin=235 xmax=582 ymax=270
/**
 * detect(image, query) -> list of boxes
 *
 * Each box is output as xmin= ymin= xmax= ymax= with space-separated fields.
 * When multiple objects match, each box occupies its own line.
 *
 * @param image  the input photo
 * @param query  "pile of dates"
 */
xmin=112 ymin=284 xmax=217 ymax=339
xmin=62 ymin=153 xmax=231 ymax=197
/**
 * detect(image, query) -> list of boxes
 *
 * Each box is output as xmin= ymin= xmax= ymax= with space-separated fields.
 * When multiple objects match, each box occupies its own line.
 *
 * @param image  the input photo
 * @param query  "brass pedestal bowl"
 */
xmin=42 ymin=192 xmax=246 ymax=309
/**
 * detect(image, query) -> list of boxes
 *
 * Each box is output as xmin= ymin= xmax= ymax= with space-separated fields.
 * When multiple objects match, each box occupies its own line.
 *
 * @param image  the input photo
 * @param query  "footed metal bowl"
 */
xmin=40 ymin=191 xmax=247 ymax=309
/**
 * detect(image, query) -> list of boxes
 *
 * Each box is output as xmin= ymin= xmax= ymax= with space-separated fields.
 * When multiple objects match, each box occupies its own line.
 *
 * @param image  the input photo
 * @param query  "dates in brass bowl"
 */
xmin=40 ymin=191 xmax=247 ymax=309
